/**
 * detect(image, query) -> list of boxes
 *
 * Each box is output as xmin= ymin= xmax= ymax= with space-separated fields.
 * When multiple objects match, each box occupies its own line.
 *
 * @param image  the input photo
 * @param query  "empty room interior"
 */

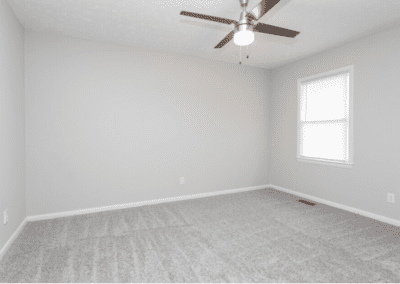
xmin=1 ymin=0 xmax=400 ymax=282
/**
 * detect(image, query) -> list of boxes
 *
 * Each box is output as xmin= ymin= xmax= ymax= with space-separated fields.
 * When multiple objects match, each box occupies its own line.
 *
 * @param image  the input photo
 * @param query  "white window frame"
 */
xmin=297 ymin=65 xmax=354 ymax=168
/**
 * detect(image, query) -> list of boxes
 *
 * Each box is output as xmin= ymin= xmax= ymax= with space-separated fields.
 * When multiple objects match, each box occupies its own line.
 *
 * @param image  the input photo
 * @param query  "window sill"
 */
xmin=297 ymin=157 xmax=353 ymax=168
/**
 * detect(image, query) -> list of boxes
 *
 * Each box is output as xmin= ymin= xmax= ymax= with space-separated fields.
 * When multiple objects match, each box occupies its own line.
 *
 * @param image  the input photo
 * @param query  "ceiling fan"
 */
xmin=180 ymin=0 xmax=300 ymax=48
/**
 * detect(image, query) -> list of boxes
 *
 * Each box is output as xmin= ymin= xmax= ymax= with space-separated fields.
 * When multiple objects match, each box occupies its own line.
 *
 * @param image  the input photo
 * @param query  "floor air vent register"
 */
xmin=297 ymin=199 xmax=316 ymax=206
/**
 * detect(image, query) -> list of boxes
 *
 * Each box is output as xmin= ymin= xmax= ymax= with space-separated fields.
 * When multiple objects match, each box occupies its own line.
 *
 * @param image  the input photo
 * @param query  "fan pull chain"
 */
xmin=239 ymin=45 xmax=250 ymax=64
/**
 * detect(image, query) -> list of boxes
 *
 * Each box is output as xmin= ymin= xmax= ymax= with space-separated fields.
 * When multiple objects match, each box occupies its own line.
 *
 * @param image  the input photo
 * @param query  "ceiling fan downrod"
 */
xmin=239 ymin=0 xmax=249 ymax=7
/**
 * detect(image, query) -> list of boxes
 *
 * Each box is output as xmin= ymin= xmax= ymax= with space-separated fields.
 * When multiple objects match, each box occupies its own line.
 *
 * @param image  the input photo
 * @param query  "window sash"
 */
xmin=300 ymin=72 xmax=349 ymax=122
xmin=299 ymin=117 xmax=349 ymax=162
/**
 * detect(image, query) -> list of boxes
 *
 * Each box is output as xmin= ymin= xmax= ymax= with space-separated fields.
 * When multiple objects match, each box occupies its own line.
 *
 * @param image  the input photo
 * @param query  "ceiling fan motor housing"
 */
xmin=234 ymin=22 xmax=253 ymax=34
xmin=235 ymin=10 xmax=254 ymax=34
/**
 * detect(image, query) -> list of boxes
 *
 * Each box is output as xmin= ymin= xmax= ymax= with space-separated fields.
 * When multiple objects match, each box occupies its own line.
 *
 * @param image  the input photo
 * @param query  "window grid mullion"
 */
xmin=300 ymin=118 xmax=348 ymax=124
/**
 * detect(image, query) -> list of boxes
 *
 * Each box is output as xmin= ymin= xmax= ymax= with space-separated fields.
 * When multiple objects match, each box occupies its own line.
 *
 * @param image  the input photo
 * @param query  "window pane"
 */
xmin=300 ymin=122 xmax=348 ymax=161
xmin=301 ymin=73 xmax=349 ymax=121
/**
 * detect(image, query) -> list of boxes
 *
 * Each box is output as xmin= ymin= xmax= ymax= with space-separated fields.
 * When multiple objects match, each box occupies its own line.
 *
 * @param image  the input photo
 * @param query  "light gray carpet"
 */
xmin=1 ymin=188 xmax=400 ymax=282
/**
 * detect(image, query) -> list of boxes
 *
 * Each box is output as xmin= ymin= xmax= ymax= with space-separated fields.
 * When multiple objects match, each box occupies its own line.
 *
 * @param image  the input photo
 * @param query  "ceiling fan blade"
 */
xmin=254 ymin=23 xmax=299 ymax=38
xmin=180 ymin=11 xmax=237 ymax=25
xmin=214 ymin=31 xmax=234 ymax=48
xmin=247 ymin=0 xmax=281 ymax=21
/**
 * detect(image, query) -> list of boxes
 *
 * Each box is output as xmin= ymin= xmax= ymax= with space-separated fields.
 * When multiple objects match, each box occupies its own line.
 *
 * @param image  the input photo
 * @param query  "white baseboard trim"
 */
xmin=268 ymin=184 xmax=400 ymax=227
xmin=0 ymin=217 xmax=27 ymax=261
xmin=27 ymin=184 xmax=270 ymax=222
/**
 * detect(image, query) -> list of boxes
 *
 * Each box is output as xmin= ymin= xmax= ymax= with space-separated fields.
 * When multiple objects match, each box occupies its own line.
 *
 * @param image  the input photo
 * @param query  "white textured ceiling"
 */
xmin=6 ymin=0 xmax=400 ymax=69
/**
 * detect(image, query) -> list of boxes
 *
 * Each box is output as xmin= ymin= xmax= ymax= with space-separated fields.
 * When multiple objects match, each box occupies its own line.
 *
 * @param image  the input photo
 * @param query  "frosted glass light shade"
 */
xmin=234 ymin=30 xmax=255 ymax=46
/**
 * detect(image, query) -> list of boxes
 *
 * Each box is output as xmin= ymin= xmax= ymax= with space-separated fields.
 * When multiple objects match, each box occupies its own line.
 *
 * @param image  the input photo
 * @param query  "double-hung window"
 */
xmin=297 ymin=65 xmax=354 ymax=168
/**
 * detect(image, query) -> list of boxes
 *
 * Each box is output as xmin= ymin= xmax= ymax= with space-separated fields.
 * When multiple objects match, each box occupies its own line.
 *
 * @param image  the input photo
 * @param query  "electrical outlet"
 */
xmin=3 ymin=209 xmax=8 ymax=225
xmin=387 ymin=193 xmax=395 ymax=204
xmin=180 ymin=177 xmax=185 ymax=184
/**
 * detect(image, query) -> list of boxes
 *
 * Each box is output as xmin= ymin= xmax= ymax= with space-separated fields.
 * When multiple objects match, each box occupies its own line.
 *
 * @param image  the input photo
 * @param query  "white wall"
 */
xmin=25 ymin=31 xmax=271 ymax=216
xmin=270 ymin=24 xmax=400 ymax=221
xmin=0 ymin=0 xmax=25 ymax=249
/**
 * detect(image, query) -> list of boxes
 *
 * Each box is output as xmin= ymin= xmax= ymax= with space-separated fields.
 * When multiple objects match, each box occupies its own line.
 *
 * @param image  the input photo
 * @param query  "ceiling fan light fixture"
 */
xmin=234 ymin=29 xmax=255 ymax=46
xmin=234 ymin=23 xmax=254 ymax=46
